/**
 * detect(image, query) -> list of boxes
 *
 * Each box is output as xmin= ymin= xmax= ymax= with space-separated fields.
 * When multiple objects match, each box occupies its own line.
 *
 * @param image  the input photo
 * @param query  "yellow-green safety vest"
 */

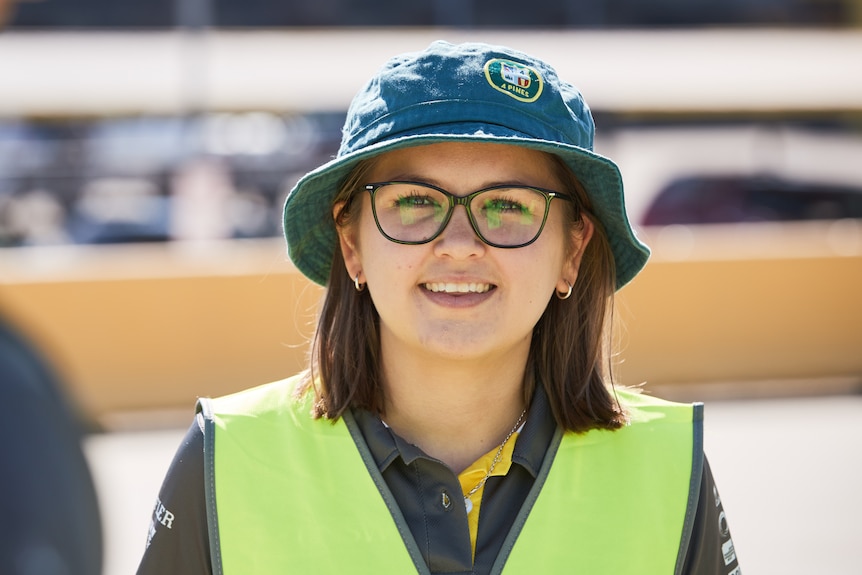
xmin=198 ymin=375 xmax=703 ymax=574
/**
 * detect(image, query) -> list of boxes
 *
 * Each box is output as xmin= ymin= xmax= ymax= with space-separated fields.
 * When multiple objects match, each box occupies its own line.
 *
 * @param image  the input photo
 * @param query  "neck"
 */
xmin=380 ymin=348 xmax=530 ymax=474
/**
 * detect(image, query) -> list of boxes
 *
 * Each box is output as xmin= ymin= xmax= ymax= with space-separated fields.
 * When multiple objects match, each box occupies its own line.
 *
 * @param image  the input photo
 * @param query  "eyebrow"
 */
xmin=375 ymin=173 xmax=442 ymax=186
xmin=375 ymin=175 xmax=547 ymax=192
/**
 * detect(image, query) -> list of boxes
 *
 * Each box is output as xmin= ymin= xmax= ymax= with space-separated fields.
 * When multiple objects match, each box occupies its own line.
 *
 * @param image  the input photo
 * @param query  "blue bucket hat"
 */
xmin=283 ymin=40 xmax=649 ymax=290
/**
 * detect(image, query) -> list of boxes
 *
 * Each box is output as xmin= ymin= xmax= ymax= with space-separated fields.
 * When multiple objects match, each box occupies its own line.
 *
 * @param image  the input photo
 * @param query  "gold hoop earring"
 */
xmin=556 ymin=281 xmax=573 ymax=300
xmin=354 ymin=274 xmax=366 ymax=292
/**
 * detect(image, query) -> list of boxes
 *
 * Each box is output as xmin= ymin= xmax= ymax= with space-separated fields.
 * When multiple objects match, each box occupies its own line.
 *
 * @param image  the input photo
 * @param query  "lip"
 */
xmin=423 ymin=281 xmax=493 ymax=294
xmin=420 ymin=281 xmax=497 ymax=308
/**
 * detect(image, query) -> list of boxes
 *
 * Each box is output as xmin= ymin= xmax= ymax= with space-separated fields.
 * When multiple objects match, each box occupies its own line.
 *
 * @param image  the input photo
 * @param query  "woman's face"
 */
xmin=336 ymin=142 xmax=593 ymax=364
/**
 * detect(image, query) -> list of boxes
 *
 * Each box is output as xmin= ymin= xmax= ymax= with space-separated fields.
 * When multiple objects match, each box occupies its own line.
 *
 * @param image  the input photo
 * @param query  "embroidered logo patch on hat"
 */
xmin=483 ymin=58 xmax=543 ymax=102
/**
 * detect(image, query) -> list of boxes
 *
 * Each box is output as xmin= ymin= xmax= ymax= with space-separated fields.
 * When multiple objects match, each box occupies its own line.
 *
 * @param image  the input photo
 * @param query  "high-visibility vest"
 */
xmin=199 ymin=376 xmax=702 ymax=574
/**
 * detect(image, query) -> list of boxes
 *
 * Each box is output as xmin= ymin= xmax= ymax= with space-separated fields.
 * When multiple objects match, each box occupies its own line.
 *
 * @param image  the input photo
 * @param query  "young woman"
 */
xmin=138 ymin=41 xmax=739 ymax=574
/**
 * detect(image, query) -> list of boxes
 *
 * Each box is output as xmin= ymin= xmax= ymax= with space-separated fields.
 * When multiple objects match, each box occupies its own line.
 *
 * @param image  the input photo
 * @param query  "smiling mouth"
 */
xmin=423 ymin=282 xmax=493 ymax=294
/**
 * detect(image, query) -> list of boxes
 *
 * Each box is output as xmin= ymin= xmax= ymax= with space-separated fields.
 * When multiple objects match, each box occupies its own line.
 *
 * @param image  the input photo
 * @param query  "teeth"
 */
xmin=424 ymin=282 xmax=491 ymax=294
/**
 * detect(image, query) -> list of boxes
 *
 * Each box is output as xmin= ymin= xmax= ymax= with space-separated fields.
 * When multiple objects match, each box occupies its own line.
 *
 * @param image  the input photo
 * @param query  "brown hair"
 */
xmin=297 ymin=153 xmax=626 ymax=433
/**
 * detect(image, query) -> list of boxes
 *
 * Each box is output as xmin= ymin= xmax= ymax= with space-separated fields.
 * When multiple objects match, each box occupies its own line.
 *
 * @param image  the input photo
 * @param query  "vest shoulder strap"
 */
xmin=498 ymin=389 xmax=703 ymax=575
xmin=198 ymin=376 xmax=426 ymax=575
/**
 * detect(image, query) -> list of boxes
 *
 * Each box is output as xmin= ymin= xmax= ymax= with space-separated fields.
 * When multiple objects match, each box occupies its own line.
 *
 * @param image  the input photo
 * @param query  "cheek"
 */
xmin=352 ymin=206 xmax=382 ymax=263
xmin=509 ymin=248 xmax=561 ymax=298
xmin=358 ymin=225 xmax=418 ymax=286
xmin=535 ymin=217 xmax=571 ymax=268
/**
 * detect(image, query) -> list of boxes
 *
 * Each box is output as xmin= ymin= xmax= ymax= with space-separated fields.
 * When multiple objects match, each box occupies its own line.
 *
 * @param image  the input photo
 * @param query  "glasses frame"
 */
xmin=363 ymin=181 xmax=573 ymax=249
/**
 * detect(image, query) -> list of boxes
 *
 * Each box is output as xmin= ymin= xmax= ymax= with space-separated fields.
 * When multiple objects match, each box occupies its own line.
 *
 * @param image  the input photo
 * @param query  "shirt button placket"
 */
xmin=441 ymin=489 xmax=452 ymax=510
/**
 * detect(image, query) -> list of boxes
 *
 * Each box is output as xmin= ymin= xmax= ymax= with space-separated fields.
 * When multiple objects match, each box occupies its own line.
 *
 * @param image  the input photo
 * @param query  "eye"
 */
xmin=380 ymin=184 xmax=448 ymax=226
xmin=476 ymin=189 xmax=541 ymax=230
xmin=481 ymin=197 xmax=530 ymax=214
xmin=392 ymin=193 xmax=440 ymax=208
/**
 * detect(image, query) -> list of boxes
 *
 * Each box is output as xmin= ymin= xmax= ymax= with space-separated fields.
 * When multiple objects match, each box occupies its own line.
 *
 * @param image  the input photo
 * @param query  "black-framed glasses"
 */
xmin=363 ymin=181 xmax=572 ymax=248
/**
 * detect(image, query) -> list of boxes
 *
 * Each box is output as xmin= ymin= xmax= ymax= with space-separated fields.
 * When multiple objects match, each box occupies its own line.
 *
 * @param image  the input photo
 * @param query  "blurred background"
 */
xmin=1 ymin=1 xmax=861 ymax=574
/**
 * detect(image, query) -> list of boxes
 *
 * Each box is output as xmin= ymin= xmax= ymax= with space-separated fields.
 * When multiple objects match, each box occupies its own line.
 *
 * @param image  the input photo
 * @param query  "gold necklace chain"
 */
xmin=463 ymin=408 xmax=527 ymax=504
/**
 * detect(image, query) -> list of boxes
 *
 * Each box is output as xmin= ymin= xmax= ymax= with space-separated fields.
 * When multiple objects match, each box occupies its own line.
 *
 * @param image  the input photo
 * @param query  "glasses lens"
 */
xmin=471 ymin=187 xmax=547 ymax=246
xmin=372 ymin=183 xmax=449 ymax=243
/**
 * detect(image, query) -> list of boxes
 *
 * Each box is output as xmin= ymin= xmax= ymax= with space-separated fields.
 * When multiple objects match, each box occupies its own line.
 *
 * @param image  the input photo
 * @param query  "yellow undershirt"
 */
xmin=457 ymin=430 xmax=521 ymax=560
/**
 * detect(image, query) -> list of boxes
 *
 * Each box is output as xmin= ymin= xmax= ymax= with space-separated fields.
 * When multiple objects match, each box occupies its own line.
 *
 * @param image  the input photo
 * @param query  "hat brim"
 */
xmin=283 ymin=124 xmax=649 ymax=290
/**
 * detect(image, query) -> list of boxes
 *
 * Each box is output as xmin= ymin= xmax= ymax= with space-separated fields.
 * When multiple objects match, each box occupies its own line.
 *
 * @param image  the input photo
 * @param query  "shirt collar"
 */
xmin=352 ymin=383 xmax=555 ymax=479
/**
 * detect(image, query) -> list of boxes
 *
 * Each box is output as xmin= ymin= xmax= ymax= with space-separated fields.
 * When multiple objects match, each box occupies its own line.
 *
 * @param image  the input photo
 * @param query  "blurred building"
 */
xmin=2 ymin=0 xmax=861 ymax=247
xmin=6 ymin=0 xmax=861 ymax=28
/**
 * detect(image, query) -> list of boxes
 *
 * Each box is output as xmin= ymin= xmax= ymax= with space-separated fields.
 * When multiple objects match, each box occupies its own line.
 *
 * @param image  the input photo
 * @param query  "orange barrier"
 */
xmin=2 ymin=221 xmax=860 ymax=424
xmin=616 ymin=221 xmax=862 ymax=396
xmin=0 ymin=240 xmax=322 ymax=419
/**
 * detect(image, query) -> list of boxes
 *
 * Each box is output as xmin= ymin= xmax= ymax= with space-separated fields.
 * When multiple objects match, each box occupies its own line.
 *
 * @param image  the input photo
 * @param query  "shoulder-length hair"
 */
xmin=296 ymin=152 xmax=626 ymax=433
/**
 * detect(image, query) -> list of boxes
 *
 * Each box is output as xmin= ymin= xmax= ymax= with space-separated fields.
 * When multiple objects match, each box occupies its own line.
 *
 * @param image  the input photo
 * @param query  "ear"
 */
xmin=333 ymin=201 xmax=363 ymax=282
xmin=558 ymin=216 xmax=594 ymax=292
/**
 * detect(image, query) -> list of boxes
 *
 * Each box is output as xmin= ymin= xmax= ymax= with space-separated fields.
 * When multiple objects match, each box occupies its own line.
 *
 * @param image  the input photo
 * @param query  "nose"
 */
xmin=433 ymin=204 xmax=486 ymax=259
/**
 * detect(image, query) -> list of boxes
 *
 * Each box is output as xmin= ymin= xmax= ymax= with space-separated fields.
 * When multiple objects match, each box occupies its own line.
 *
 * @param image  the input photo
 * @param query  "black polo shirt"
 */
xmin=350 ymin=385 xmax=556 ymax=574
